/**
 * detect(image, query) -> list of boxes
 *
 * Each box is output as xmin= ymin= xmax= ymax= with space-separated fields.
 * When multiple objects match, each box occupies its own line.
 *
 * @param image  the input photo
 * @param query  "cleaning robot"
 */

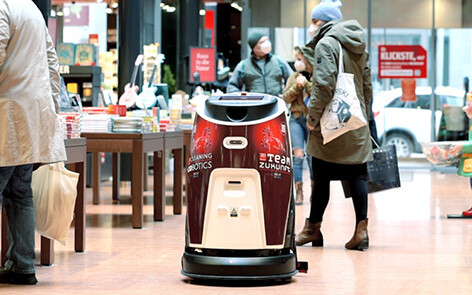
xmin=181 ymin=93 xmax=306 ymax=280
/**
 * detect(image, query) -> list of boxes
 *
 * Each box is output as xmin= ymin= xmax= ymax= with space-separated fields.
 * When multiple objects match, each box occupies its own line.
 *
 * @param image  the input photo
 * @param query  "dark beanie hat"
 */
xmin=248 ymin=32 xmax=265 ymax=49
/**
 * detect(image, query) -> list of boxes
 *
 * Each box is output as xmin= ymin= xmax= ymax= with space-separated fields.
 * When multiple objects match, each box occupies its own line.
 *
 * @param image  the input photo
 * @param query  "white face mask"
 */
xmin=260 ymin=40 xmax=272 ymax=54
xmin=294 ymin=60 xmax=306 ymax=72
xmin=308 ymin=24 xmax=318 ymax=39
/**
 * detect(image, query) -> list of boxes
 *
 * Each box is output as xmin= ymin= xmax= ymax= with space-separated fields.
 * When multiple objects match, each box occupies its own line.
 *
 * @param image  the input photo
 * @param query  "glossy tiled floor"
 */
xmin=1 ymin=167 xmax=472 ymax=294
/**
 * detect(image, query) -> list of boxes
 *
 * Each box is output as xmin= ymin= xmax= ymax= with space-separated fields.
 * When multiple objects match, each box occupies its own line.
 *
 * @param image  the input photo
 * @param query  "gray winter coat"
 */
xmin=227 ymin=53 xmax=293 ymax=96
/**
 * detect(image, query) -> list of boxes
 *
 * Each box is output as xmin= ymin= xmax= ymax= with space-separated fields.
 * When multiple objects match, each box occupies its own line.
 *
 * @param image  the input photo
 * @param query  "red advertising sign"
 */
xmin=378 ymin=45 xmax=427 ymax=79
xmin=190 ymin=47 xmax=216 ymax=83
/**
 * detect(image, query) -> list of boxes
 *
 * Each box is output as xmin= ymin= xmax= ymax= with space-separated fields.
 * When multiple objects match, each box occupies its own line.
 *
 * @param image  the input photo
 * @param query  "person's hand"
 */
xmin=296 ymin=74 xmax=307 ymax=87
xmin=307 ymin=122 xmax=314 ymax=131
xmin=449 ymin=144 xmax=463 ymax=156
xmin=463 ymin=103 xmax=472 ymax=119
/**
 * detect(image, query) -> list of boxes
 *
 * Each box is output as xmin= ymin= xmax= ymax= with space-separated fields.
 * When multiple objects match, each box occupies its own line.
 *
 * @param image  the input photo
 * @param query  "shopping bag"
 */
xmin=31 ymin=162 xmax=79 ymax=245
xmin=367 ymin=144 xmax=401 ymax=193
xmin=320 ymin=42 xmax=367 ymax=144
xmin=341 ymin=143 xmax=401 ymax=196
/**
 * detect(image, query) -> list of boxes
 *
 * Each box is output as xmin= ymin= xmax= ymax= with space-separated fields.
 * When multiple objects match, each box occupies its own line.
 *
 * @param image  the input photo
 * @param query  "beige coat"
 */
xmin=283 ymin=72 xmax=312 ymax=118
xmin=0 ymin=0 xmax=66 ymax=167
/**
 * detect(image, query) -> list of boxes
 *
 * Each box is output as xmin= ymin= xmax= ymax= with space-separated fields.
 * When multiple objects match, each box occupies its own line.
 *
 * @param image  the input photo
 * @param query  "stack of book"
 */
xmin=81 ymin=114 xmax=113 ymax=133
xmin=112 ymin=117 xmax=143 ymax=133
xmin=58 ymin=113 xmax=82 ymax=139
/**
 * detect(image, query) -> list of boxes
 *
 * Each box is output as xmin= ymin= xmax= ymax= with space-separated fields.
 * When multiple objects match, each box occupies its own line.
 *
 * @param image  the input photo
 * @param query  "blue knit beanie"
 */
xmin=311 ymin=0 xmax=343 ymax=22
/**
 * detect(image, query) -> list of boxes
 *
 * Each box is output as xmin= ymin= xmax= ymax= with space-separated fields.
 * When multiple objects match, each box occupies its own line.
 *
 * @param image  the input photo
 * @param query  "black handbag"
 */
xmin=367 ymin=143 xmax=401 ymax=193
xmin=342 ymin=139 xmax=401 ymax=196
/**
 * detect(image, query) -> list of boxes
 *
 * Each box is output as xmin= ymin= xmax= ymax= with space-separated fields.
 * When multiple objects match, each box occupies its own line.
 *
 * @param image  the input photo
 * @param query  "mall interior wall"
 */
xmin=280 ymin=0 xmax=466 ymax=29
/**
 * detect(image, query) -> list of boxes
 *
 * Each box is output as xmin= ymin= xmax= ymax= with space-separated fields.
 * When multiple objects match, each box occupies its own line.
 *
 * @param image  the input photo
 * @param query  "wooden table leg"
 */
xmin=69 ymin=162 xmax=85 ymax=252
xmin=40 ymin=236 xmax=54 ymax=266
xmin=154 ymin=150 xmax=165 ymax=221
xmin=173 ymin=148 xmax=183 ymax=215
xmin=131 ymin=141 xmax=144 ymax=229
xmin=1 ymin=206 xmax=7 ymax=266
xmin=92 ymin=152 xmax=101 ymax=205
xmin=143 ymin=153 xmax=148 ymax=191
xmin=183 ymin=133 xmax=191 ymax=205
xmin=112 ymin=153 xmax=120 ymax=201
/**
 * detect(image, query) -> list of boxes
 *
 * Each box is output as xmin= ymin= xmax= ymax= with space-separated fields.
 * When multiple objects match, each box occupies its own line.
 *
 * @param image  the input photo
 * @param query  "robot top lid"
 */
xmin=203 ymin=93 xmax=282 ymax=124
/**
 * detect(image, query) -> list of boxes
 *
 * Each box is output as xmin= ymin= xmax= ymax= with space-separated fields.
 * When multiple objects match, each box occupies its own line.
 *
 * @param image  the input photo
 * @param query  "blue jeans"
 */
xmin=289 ymin=115 xmax=313 ymax=183
xmin=0 ymin=164 xmax=36 ymax=274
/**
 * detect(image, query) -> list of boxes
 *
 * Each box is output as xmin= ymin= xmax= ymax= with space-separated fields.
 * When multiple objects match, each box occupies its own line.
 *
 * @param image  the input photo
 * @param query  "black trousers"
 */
xmin=308 ymin=158 xmax=368 ymax=224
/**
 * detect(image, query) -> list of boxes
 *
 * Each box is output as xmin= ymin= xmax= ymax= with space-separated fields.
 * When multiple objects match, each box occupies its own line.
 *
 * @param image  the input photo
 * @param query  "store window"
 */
xmin=273 ymin=0 xmax=472 ymax=158
xmin=241 ymin=0 xmax=472 ymax=159
xmin=371 ymin=0 xmax=472 ymax=158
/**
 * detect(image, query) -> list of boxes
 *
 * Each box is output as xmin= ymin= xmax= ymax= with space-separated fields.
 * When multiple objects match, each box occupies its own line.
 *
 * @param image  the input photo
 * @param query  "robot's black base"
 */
xmin=181 ymin=251 xmax=297 ymax=280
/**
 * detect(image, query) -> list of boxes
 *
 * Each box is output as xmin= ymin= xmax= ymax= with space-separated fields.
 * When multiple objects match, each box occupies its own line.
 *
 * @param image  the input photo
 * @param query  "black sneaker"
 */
xmin=0 ymin=267 xmax=38 ymax=285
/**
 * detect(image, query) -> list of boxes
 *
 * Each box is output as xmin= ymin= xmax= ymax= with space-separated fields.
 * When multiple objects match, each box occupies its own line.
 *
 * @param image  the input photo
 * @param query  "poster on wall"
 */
xmin=64 ymin=5 xmax=90 ymax=26
xmin=189 ymin=47 xmax=216 ymax=83
xmin=378 ymin=45 xmax=427 ymax=79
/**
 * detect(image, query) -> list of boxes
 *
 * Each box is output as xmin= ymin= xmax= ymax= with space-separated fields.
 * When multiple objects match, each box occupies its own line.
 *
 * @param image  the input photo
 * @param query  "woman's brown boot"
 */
xmin=345 ymin=219 xmax=369 ymax=250
xmin=295 ymin=219 xmax=323 ymax=246
xmin=295 ymin=182 xmax=303 ymax=205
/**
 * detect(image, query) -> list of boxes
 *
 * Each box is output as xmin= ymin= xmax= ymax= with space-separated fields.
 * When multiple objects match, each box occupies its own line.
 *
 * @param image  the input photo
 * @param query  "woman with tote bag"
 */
xmin=296 ymin=0 xmax=374 ymax=251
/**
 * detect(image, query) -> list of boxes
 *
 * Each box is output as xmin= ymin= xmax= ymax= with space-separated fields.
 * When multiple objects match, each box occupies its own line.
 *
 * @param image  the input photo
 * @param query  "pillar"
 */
xmin=177 ymin=0 xmax=200 ymax=92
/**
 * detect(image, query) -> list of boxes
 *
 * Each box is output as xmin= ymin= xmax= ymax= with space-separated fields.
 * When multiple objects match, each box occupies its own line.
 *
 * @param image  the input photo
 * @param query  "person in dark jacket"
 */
xmin=295 ymin=0 xmax=374 ymax=251
xmin=283 ymin=46 xmax=315 ymax=205
xmin=227 ymin=32 xmax=293 ymax=96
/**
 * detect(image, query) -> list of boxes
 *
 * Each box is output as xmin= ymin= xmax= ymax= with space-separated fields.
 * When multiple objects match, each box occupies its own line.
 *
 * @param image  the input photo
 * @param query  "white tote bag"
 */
xmin=320 ymin=42 xmax=367 ymax=144
xmin=31 ymin=162 xmax=79 ymax=245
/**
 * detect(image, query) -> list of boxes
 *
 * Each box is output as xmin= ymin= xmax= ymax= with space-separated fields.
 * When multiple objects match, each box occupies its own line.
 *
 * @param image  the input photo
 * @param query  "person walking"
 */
xmin=283 ymin=46 xmax=315 ymax=205
xmin=295 ymin=0 xmax=374 ymax=250
xmin=227 ymin=32 xmax=293 ymax=96
xmin=0 ymin=0 xmax=66 ymax=284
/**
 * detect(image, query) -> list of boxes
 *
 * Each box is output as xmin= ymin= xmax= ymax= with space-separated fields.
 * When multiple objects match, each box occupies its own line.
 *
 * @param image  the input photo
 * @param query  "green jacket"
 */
xmin=306 ymin=20 xmax=373 ymax=164
xmin=227 ymin=53 xmax=293 ymax=96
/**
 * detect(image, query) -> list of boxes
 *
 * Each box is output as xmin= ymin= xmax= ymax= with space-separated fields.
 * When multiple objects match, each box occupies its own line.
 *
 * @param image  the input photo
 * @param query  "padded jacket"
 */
xmin=306 ymin=19 xmax=373 ymax=164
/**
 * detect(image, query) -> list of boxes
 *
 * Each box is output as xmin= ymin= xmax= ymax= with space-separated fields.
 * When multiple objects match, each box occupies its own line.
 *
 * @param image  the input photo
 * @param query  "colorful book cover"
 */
xmin=74 ymin=44 xmax=96 ymax=66
xmin=56 ymin=43 xmax=75 ymax=65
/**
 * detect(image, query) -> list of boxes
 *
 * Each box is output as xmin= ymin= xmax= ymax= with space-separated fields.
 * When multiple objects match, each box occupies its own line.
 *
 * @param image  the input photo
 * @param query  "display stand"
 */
xmin=80 ymin=132 xmax=166 ymax=228
xmin=183 ymin=129 xmax=192 ymax=204
xmin=60 ymin=65 xmax=102 ymax=107
xmin=164 ymin=131 xmax=184 ymax=215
